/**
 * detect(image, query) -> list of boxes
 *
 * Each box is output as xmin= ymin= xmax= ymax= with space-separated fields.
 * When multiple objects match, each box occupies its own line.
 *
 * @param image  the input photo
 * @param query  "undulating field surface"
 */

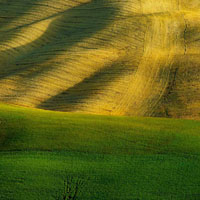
xmin=0 ymin=103 xmax=200 ymax=199
xmin=0 ymin=0 xmax=199 ymax=118
xmin=0 ymin=1 xmax=200 ymax=199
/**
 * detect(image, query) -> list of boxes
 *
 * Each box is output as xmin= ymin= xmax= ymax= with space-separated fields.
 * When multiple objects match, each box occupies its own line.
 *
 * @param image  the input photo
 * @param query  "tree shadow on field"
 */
xmin=0 ymin=0 xmax=117 ymax=79
xmin=0 ymin=114 xmax=28 ymax=150
xmin=0 ymin=0 xmax=45 ymax=41
xmin=38 ymin=60 xmax=136 ymax=111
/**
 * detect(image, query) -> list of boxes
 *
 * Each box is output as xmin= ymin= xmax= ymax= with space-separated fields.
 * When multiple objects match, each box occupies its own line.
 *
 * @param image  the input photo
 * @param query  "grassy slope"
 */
xmin=0 ymin=103 xmax=200 ymax=199
xmin=0 ymin=1 xmax=200 ymax=198
xmin=0 ymin=0 xmax=199 ymax=118
xmin=0 ymin=103 xmax=200 ymax=154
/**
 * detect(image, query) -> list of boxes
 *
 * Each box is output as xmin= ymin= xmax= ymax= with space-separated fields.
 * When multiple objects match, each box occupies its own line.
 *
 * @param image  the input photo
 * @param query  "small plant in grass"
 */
xmin=55 ymin=176 xmax=84 ymax=200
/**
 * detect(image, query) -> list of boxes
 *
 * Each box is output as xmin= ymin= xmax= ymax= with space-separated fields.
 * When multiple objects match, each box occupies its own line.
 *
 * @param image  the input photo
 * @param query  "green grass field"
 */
xmin=0 ymin=103 xmax=200 ymax=199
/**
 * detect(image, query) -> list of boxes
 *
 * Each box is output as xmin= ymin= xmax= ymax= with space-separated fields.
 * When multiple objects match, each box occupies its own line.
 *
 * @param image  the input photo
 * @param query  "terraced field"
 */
xmin=0 ymin=0 xmax=199 ymax=118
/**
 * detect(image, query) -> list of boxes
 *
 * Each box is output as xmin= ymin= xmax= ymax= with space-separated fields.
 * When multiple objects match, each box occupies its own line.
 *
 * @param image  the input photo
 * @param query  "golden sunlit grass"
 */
xmin=0 ymin=0 xmax=199 ymax=119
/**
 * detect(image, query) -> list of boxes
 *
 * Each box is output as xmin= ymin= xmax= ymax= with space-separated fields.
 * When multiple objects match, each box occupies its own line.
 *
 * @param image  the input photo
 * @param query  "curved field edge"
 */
xmin=0 ymin=103 xmax=200 ymax=155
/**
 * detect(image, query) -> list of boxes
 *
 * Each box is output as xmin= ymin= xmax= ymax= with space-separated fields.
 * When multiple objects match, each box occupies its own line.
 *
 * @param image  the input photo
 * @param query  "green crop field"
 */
xmin=0 ymin=103 xmax=200 ymax=199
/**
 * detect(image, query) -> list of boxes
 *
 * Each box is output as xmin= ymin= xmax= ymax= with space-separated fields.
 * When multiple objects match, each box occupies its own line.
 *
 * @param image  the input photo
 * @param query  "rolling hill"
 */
xmin=0 ymin=103 xmax=200 ymax=199
xmin=0 ymin=0 xmax=199 ymax=118
xmin=1 ymin=1 xmax=200 ymax=199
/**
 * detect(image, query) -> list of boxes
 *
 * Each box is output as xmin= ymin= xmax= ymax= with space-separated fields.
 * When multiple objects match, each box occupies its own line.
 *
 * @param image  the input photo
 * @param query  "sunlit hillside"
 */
xmin=0 ymin=0 xmax=200 ymax=118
